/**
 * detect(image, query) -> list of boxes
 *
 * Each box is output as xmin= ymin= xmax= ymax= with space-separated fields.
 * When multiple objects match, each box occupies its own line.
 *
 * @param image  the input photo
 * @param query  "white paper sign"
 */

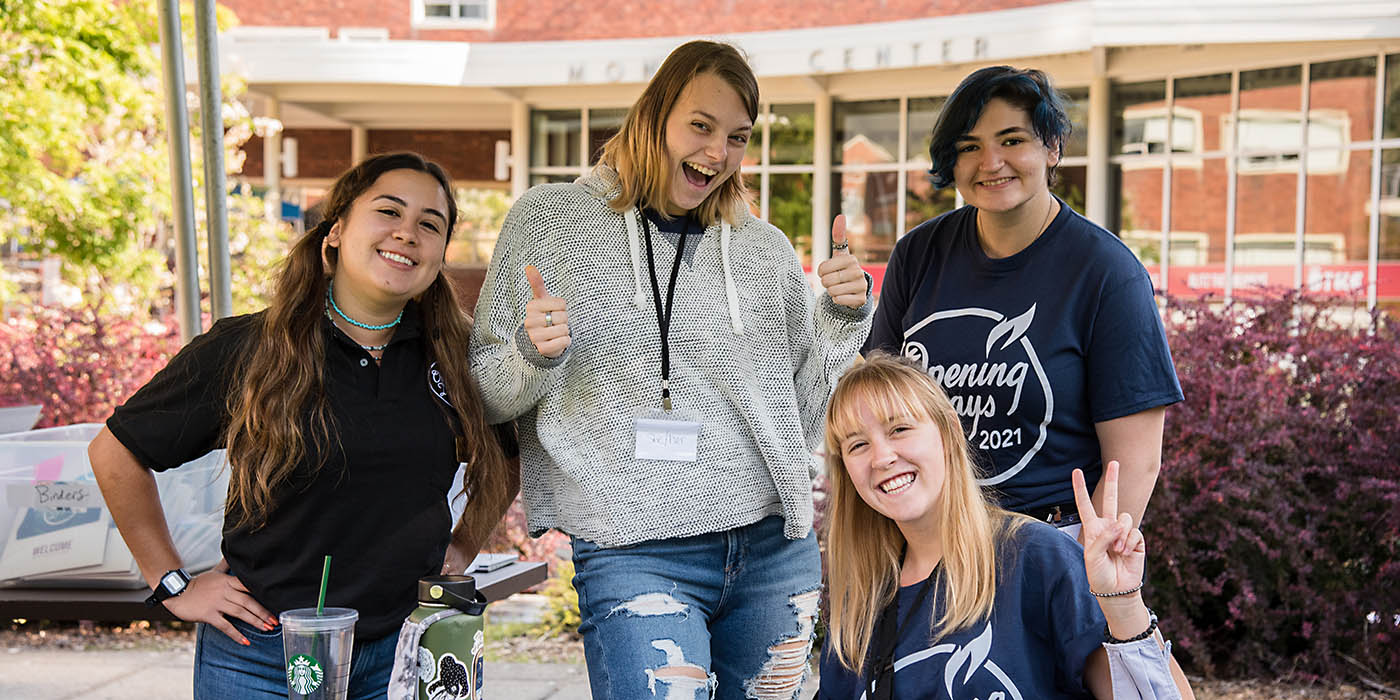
xmin=634 ymin=418 xmax=701 ymax=462
xmin=6 ymin=482 xmax=104 ymax=510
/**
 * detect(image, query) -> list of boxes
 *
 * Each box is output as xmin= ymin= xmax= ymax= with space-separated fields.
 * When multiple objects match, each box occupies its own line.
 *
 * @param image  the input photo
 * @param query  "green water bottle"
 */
xmin=410 ymin=575 xmax=487 ymax=700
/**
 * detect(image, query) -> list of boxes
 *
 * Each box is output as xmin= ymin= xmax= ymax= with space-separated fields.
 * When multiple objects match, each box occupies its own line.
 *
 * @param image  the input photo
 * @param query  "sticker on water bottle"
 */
xmin=423 ymin=631 xmax=485 ymax=700
xmin=287 ymin=654 xmax=324 ymax=694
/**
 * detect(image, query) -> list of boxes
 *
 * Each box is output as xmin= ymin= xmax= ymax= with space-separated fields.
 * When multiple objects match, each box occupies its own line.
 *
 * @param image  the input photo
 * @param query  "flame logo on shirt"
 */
xmin=866 ymin=622 xmax=1023 ymax=700
xmin=984 ymin=305 xmax=1035 ymax=358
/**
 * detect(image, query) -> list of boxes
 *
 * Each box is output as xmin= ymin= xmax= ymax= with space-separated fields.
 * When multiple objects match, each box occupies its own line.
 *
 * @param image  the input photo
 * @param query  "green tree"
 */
xmin=0 ymin=0 xmax=288 ymax=313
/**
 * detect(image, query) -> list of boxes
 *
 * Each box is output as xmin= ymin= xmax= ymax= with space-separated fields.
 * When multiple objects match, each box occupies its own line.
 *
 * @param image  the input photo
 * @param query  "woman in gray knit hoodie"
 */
xmin=470 ymin=40 xmax=872 ymax=699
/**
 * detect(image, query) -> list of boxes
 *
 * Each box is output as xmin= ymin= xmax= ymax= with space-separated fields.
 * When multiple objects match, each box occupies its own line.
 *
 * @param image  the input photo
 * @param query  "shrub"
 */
xmin=482 ymin=497 xmax=572 ymax=583
xmin=533 ymin=559 xmax=580 ymax=639
xmin=0 ymin=304 xmax=180 ymax=428
xmin=1148 ymin=292 xmax=1399 ymax=681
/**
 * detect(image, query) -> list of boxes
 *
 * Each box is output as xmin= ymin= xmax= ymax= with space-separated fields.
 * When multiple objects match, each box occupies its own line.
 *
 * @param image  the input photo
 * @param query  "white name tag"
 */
xmin=634 ymin=418 xmax=701 ymax=462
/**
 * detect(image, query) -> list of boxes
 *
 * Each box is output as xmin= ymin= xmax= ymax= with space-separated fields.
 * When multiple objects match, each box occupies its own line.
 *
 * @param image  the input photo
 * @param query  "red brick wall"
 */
xmin=242 ymin=129 xmax=353 ymax=179
xmin=220 ymin=0 xmax=1063 ymax=42
xmin=369 ymin=130 xmax=509 ymax=182
xmin=239 ymin=129 xmax=506 ymax=183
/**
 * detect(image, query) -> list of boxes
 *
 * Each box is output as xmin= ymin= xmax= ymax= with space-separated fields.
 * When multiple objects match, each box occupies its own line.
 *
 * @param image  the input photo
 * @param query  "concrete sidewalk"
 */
xmin=0 ymin=648 xmax=593 ymax=699
xmin=0 ymin=648 xmax=818 ymax=699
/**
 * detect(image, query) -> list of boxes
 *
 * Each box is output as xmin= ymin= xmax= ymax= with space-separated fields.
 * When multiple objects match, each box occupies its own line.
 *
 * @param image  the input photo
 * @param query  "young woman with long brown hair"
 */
xmin=819 ymin=354 xmax=1193 ymax=699
xmin=470 ymin=40 xmax=872 ymax=699
xmin=88 ymin=152 xmax=517 ymax=698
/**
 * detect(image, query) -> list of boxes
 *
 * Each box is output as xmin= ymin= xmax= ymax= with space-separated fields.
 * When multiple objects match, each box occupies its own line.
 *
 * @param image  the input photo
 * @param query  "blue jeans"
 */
xmin=571 ymin=515 xmax=822 ymax=700
xmin=193 ymin=617 xmax=398 ymax=699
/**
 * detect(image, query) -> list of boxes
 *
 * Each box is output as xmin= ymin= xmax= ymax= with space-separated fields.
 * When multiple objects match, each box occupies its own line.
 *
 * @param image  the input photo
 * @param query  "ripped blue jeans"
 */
xmin=571 ymin=515 xmax=822 ymax=700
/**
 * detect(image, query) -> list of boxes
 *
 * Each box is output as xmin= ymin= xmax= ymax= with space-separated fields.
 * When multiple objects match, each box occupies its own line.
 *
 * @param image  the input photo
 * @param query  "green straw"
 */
xmin=316 ymin=555 xmax=331 ymax=615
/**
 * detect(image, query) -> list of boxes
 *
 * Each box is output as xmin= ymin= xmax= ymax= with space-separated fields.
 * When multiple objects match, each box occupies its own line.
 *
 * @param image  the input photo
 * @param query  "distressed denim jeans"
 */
xmin=571 ymin=515 xmax=822 ymax=700
xmin=192 ymin=617 xmax=398 ymax=699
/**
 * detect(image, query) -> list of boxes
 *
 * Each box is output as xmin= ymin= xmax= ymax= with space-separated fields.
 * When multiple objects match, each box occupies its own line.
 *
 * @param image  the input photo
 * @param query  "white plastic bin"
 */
xmin=0 ymin=423 xmax=228 ymax=588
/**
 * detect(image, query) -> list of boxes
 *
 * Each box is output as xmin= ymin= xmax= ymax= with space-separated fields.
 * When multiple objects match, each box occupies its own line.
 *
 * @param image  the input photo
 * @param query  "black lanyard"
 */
xmin=641 ymin=209 xmax=689 ymax=412
xmin=867 ymin=571 xmax=935 ymax=700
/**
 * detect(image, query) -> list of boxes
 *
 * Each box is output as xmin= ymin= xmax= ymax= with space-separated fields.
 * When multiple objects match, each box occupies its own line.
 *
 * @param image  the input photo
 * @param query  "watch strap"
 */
xmin=144 ymin=568 xmax=192 ymax=608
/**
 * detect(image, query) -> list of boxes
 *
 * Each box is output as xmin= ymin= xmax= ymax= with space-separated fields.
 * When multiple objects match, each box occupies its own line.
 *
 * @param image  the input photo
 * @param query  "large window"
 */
xmin=751 ymin=103 xmax=817 ymax=264
xmin=1110 ymin=56 xmax=1397 ymax=306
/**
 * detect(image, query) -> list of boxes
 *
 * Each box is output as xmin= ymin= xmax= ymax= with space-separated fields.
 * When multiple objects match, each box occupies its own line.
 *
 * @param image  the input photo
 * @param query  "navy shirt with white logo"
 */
xmin=865 ymin=201 xmax=1182 ymax=513
xmin=818 ymin=522 xmax=1107 ymax=699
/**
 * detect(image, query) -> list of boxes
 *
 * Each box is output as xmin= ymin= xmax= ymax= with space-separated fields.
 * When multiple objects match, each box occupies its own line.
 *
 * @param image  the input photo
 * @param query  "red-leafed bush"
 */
xmin=1149 ymin=292 xmax=1399 ymax=681
xmin=0 ymin=305 xmax=181 ymax=428
xmin=483 ymin=497 xmax=572 ymax=582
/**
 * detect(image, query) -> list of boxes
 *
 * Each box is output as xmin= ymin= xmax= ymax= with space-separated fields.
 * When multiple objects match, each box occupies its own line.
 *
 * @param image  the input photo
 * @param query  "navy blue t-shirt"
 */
xmin=865 ymin=201 xmax=1182 ymax=513
xmin=818 ymin=522 xmax=1107 ymax=699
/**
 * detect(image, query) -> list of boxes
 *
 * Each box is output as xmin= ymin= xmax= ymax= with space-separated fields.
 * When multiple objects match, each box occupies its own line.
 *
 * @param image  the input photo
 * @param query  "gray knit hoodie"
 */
xmin=470 ymin=169 xmax=872 ymax=546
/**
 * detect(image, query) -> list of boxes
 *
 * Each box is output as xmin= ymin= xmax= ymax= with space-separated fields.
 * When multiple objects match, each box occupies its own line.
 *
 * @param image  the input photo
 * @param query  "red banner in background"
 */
xmin=1146 ymin=263 xmax=1400 ymax=299
xmin=804 ymin=263 xmax=1399 ymax=300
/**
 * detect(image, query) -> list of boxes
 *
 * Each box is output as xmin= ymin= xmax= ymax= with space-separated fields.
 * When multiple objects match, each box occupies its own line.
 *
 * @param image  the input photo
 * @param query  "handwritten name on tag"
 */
xmin=634 ymin=418 xmax=701 ymax=463
xmin=6 ymin=482 xmax=103 ymax=510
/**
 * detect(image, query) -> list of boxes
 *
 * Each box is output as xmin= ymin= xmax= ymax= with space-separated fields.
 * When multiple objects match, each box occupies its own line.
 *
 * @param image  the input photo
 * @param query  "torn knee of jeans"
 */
xmin=744 ymin=589 xmax=821 ymax=700
xmin=608 ymin=592 xmax=690 ymax=619
xmin=646 ymin=639 xmax=716 ymax=699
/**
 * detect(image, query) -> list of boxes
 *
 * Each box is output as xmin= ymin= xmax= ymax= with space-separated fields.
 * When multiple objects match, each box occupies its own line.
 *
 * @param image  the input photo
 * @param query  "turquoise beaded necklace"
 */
xmin=326 ymin=279 xmax=403 ymax=330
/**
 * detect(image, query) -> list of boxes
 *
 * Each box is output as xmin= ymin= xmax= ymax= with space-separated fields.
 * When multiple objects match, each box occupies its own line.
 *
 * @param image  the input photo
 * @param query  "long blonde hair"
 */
xmin=822 ymin=354 xmax=1027 ymax=674
xmin=596 ymin=40 xmax=757 ymax=227
xmin=222 ymin=152 xmax=510 ymax=544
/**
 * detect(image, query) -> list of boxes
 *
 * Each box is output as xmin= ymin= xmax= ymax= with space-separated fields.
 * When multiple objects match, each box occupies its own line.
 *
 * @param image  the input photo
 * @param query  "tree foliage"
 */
xmin=0 ymin=0 xmax=289 ymax=313
xmin=0 ymin=0 xmax=166 ymax=290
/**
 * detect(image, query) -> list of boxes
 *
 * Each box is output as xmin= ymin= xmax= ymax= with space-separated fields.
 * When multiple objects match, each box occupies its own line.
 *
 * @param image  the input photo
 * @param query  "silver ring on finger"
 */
xmin=544 ymin=311 xmax=554 ymax=327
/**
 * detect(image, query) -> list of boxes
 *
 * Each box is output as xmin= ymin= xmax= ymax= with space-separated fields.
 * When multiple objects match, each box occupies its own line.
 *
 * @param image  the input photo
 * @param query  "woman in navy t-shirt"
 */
xmin=819 ymin=354 xmax=1193 ymax=699
xmin=864 ymin=66 xmax=1182 ymax=533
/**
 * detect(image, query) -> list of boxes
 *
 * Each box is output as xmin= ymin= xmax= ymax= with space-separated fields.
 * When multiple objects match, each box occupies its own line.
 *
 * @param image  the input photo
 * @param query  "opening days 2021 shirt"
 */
xmin=865 ymin=201 xmax=1182 ymax=514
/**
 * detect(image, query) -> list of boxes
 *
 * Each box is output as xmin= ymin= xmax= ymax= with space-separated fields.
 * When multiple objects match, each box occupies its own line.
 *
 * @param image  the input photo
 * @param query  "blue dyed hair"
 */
xmin=928 ymin=66 xmax=1070 ymax=189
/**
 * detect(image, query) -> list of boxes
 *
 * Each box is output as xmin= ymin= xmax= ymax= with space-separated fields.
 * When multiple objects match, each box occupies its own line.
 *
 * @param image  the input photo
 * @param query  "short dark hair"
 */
xmin=927 ymin=66 xmax=1070 ymax=189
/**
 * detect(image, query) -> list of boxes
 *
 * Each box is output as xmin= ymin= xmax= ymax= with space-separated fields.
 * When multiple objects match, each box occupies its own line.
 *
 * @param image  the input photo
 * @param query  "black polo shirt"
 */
xmin=108 ymin=303 xmax=516 ymax=640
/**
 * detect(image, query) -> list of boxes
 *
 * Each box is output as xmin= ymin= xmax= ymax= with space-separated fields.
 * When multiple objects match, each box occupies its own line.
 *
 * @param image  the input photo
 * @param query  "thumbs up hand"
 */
xmin=817 ymin=215 xmax=867 ymax=309
xmin=523 ymin=264 xmax=571 ymax=359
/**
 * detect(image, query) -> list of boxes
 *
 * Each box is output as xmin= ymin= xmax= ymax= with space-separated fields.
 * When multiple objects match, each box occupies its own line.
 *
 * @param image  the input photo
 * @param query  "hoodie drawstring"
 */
xmin=720 ymin=222 xmax=744 ymax=335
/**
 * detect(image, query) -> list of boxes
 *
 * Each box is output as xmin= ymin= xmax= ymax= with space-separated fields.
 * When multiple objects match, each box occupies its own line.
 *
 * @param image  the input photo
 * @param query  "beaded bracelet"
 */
xmin=1090 ymin=580 xmax=1143 ymax=598
xmin=1105 ymin=607 xmax=1159 ymax=644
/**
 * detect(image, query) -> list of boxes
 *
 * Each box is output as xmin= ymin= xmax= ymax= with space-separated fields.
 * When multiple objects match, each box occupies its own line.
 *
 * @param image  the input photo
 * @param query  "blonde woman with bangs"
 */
xmin=819 ymin=354 xmax=1193 ymax=700
xmin=470 ymin=40 xmax=873 ymax=699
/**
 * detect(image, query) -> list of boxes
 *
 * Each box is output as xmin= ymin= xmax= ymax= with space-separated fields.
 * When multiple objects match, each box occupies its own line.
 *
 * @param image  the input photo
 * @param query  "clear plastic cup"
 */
xmin=280 ymin=607 xmax=357 ymax=699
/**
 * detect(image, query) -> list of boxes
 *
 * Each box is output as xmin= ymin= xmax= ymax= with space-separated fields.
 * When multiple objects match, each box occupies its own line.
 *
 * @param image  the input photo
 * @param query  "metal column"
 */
xmin=156 ymin=0 xmax=202 ymax=342
xmin=812 ymin=85 xmax=833 ymax=265
xmin=193 ymin=0 xmax=232 ymax=320
xmin=1085 ymin=48 xmax=1112 ymax=228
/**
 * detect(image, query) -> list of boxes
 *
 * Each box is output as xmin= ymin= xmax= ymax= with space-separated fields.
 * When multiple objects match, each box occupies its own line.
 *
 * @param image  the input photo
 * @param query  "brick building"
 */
xmin=215 ymin=0 xmax=1400 ymax=306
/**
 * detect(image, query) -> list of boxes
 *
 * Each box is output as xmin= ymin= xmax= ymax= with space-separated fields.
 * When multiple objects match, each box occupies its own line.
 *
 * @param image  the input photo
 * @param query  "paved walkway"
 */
xmin=0 ymin=649 xmax=818 ymax=699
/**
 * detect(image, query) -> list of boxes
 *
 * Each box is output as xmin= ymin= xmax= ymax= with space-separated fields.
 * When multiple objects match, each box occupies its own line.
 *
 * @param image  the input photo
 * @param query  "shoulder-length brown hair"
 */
xmin=222 ymin=152 xmax=510 ymax=547
xmin=596 ymin=40 xmax=757 ymax=227
xmin=822 ymin=353 xmax=1028 ymax=674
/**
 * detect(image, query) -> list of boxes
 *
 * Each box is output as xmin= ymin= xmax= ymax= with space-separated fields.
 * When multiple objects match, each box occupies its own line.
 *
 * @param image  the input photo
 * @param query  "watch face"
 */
xmin=161 ymin=571 xmax=186 ymax=592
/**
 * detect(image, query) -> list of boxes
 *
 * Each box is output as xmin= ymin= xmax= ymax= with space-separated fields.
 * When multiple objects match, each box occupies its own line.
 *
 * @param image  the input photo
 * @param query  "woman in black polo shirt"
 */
xmin=88 ymin=152 xmax=517 ymax=699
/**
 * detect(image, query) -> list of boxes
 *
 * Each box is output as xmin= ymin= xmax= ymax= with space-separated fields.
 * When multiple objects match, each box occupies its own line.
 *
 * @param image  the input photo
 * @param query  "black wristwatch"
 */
xmin=144 ymin=568 xmax=192 ymax=608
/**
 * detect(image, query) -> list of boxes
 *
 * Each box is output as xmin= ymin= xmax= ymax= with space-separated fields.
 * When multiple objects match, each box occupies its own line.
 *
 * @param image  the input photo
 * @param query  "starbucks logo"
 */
xmin=287 ymin=654 xmax=324 ymax=695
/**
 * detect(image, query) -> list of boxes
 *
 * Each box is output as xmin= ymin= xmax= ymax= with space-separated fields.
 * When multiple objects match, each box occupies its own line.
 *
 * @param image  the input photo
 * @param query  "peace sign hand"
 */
xmin=817 ymin=215 xmax=867 ymax=309
xmin=522 ymin=264 xmax=571 ymax=359
xmin=1073 ymin=460 xmax=1145 ymax=599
